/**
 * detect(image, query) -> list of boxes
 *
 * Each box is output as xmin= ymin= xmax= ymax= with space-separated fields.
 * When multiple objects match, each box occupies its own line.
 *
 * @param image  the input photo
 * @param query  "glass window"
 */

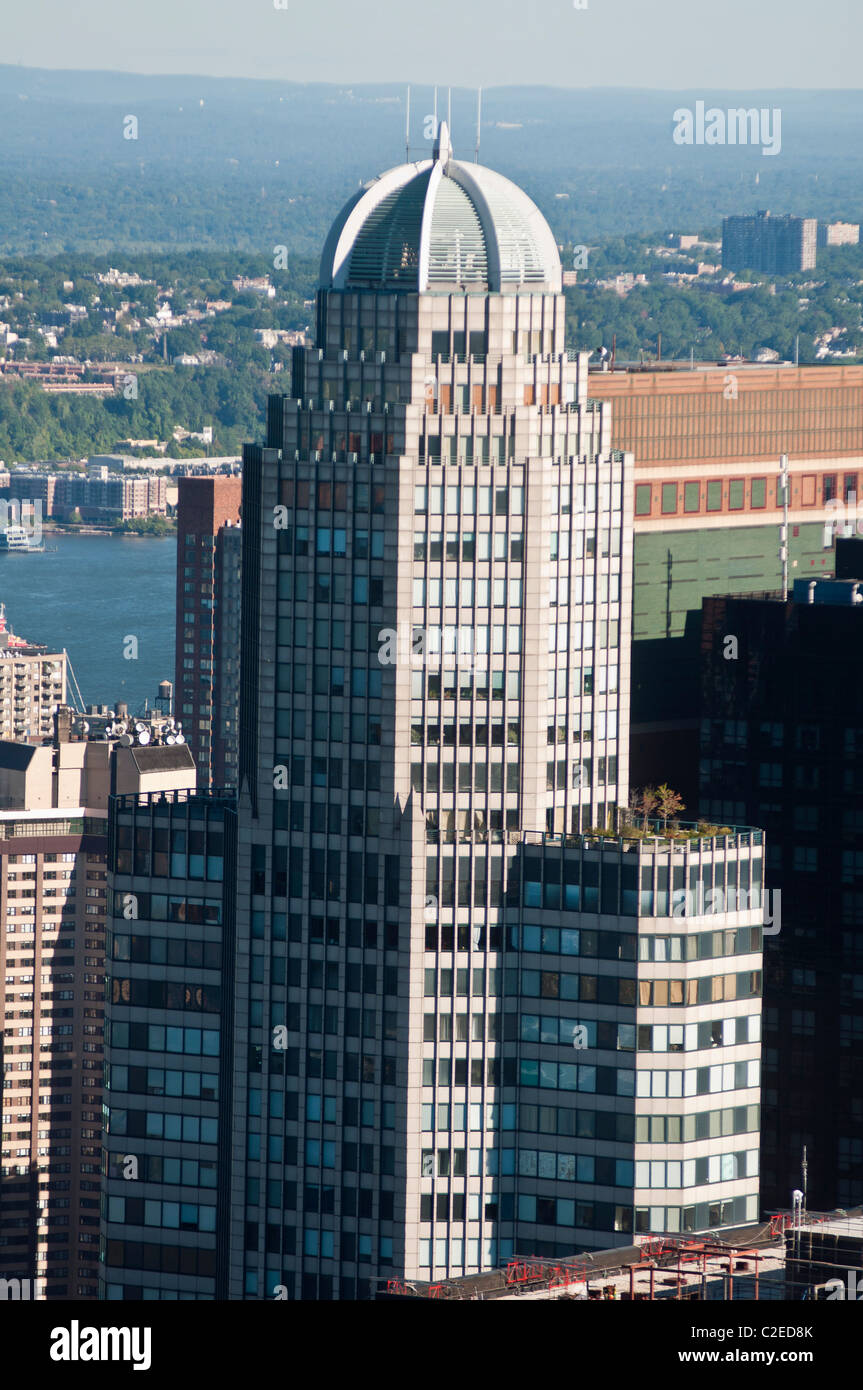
xmin=635 ymin=485 xmax=652 ymax=516
xmin=683 ymin=482 xmax=700 ymax=513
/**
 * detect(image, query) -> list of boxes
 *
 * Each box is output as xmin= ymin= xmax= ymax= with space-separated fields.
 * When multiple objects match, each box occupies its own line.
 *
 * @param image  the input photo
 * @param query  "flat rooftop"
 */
xmin=798 ymin=1216 xmax=863 ymax=1240
xmin=591 ymin=361 xmax=797 ymax=375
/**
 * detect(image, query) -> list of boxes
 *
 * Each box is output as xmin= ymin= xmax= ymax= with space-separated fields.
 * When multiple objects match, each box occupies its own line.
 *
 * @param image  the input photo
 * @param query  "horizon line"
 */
xmin=0 ymin=63 xmax=861 ymax=96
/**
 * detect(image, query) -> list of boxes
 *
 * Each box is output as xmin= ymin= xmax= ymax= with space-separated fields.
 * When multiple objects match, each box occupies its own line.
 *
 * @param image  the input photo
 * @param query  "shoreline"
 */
xmin=39 ymin=525 xmax=176 ymax=537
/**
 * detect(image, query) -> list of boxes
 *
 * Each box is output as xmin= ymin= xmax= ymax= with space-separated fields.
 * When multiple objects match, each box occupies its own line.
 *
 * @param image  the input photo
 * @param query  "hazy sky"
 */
xmin=2 ymin=0 xmax=860 ymax=89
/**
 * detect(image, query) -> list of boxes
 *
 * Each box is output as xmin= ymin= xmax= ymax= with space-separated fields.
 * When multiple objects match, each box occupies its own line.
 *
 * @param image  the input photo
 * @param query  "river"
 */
xmin=0 ymin=532 xmax=176 ymax=713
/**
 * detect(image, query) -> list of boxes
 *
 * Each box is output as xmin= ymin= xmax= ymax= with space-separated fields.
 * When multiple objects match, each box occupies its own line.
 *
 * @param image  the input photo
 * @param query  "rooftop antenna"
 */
xmin=405 ymin=85 xmax=411 ymax=162
xmin=801 ymin=1145 xmax=808 ymax=1217
xmin=791 ymin=1188 xmax=804 ymax=1262
xmin=475 ymin=87 xmax=482 ymax=163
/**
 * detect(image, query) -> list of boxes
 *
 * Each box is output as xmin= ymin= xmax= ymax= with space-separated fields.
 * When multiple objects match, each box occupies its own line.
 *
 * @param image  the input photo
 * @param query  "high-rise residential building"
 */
xmin=53 ymin=473 xmax=167 ymax=523
xmin=0 ymin=605 xmax=66 ymax=743
xmin=174 ymin=476 xmax=242 ymax=789
xmin=722 ymin=211 xmax=818 ymax=274
xmin=100 ymin=128 xmax=764 ymax=1301
xmin=3 ymin=470 xmax=169 ymax=522
xmin=5 ymin=471 xmax=57 ymax=517
xmin=0 ymin=707 xmax=195 ymax=1300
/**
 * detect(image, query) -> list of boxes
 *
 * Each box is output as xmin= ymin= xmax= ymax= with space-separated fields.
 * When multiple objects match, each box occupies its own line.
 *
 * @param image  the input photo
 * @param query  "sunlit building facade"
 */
xmin=227 ymin=127 xmax=761 ymax=1297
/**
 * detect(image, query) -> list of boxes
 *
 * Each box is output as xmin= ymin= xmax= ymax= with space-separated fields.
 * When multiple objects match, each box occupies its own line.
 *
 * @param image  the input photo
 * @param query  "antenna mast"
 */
xmin=779 ymin=453 xmax=790 ymax=600
xmin=791 ymin=1187 xmax=804 ymax=1263
xmin=475 ymin=87 xmax=482 ymax=163
xmin=802 ymin=1145 xmax=808 ymax=1216
xmin=405 ymin=85 xmax=410 ymax=162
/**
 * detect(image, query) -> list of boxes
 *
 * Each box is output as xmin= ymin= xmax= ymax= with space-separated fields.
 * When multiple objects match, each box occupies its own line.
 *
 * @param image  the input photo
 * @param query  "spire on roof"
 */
xmin=432 ymin=119 xmax=453 ymax=166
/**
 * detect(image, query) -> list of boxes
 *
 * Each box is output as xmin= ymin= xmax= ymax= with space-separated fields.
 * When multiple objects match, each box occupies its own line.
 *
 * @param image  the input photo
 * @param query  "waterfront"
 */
xmin=0 ymin=532 xmax=175 ymax=712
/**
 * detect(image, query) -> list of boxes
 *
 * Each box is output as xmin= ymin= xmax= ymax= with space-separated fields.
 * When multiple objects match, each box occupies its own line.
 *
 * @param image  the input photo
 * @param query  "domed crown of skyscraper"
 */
xmin=319 ymin=121 xmax=562 ymax=295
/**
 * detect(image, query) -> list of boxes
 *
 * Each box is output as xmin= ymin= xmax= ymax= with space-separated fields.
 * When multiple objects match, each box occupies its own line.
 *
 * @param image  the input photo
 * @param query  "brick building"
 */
xmin=174 ymin=476 xmax=242 ymax=788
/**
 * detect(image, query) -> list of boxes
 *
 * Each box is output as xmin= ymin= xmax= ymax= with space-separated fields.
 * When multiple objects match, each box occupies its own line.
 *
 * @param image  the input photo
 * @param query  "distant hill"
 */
xmin=1 ymin=68 xmax=861 ymax=253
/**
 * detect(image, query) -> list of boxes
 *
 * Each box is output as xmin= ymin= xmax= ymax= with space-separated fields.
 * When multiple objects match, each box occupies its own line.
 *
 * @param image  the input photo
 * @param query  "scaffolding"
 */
xmin=385 ymin=1233 xmax=782 ymax=1301
xmin=382 ymin=1209 xmax=863 ymax=1302
xmin=498 ymin=1240 xmax=775 ymax=1301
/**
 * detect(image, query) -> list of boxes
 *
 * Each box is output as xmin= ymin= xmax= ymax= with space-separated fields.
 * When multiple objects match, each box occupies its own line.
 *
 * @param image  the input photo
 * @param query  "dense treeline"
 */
xmin=2 ymin=73 xmax=862 ymax=254
xmin=564 ymin=240 xmax=863 ymax=364
xmin=5 ymin=165 xmax=863 ymax=261
xmin=0 ymin=368 xmax=270 ymax=463
xmin=0 ymin=251 xmax=319 ymax=461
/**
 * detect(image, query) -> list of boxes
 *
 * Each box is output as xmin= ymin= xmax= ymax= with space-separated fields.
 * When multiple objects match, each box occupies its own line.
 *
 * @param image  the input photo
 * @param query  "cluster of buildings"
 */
xmin=232 ymin=276 xmax=277 ymax=298
xmin=0 ymin=265 xmax=309 ymax=398
xmin=587 ymin=358 xmax=863 ymax=1213
xmin=105 ymin=123 xmax=747 ymax=1299
xmin=3 ymin=130 xmax=863 ymax=1303
xmin=0 ymin=700 xmax=196 ymax=1298
xmin=0 ymin=463 xmax=167 ymax=524
xmin=593 ymin=272 xmax=649 ymax=297
xmin=89 ymin=453 xmax=240 ymax=476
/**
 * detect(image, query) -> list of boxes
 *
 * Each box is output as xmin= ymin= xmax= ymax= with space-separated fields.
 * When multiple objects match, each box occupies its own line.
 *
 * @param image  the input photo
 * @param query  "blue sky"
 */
xmin=3 ymin=0 xmax=859 ymax=88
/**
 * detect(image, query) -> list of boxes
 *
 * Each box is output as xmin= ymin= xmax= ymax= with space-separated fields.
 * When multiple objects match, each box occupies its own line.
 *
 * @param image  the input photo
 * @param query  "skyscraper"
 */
xmin=225 ymin=126 xmax=761 ymax=1296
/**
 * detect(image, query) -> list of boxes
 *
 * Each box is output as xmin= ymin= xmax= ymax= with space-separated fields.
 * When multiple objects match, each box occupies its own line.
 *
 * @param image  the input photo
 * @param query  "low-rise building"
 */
xmin=817 ymin=221 xmax=860 ymax=248
xmin=231 ymin=276 xmax=275 ymax=298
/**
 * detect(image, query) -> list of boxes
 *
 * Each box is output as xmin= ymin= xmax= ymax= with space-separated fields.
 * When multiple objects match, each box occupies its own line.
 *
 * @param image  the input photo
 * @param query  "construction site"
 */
xmin=380 ymin=1209 xmax=863 ymax=1302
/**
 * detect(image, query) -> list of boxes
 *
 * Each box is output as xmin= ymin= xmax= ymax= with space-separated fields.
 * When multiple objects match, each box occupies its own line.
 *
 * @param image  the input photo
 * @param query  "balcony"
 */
xmin=426 ymin=822 xmax=763 ymax=854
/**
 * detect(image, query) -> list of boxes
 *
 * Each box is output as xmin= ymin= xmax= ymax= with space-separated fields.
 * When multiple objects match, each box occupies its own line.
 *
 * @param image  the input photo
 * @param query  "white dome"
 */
xmin=319 ymin=123 xmax=562 ymax=295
